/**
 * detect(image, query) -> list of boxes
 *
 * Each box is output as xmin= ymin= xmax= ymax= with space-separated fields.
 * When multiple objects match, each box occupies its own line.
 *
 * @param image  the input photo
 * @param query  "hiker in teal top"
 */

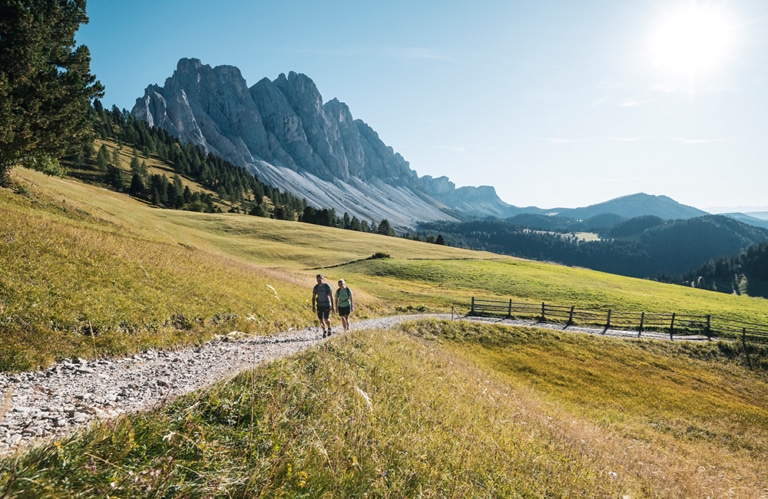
xmin=312 ymin=274 xmax=334 ymax=337
xmin=335 ymin=279 xmax=353 ymax=331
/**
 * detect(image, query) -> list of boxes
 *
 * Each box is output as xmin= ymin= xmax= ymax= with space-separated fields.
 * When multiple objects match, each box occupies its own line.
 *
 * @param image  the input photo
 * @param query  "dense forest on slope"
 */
xmin=65 ymin=101 xmax=306 ymax=217
xmin=418 ymin=215 xmax=768 ymax=286
xmin=61 ymin=102 xmax=403 ymax=235
xmin=662 ymin=242 xmax=768 ymax=297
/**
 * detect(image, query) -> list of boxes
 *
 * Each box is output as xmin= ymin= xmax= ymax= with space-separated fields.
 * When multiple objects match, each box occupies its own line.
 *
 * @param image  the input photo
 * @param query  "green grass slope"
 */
xmin=2 ymin=321 xmax=766 ymax=496
xmin=2 ymin=163 xmax=768 ymax=496
xmin=2 ymin=167 xmax=768 ymax=371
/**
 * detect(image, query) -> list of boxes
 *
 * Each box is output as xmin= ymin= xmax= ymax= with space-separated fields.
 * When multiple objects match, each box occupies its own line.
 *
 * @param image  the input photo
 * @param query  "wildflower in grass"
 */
xmin=266 ymin=284 xmax=280 ymax=300
xmin=354 ymin=385 xmax=373 ymax=412
xmin=297 ymin=471 xmax=308 ymax=488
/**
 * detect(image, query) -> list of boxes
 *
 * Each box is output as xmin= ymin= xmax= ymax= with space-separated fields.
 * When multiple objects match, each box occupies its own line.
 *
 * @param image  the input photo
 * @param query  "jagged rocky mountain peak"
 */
xmin=131 ymin=58 xmax=513 ymax=227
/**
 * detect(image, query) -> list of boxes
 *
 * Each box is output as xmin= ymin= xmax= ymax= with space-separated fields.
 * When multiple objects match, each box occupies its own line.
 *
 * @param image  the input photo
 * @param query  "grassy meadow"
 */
xmin=1 ymin=321 xmax=766 ymax=497
xmin=2 ymin=166 xmax=768 ymax=371
xmin=2 ymin=163 xmax=768 ymax=495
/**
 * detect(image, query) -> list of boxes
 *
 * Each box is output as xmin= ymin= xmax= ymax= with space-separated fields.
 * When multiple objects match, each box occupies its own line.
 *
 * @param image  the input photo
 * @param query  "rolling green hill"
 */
xmin=4 ymin=164 xmax=768 ymax=372
xmin=2 ymin=160 xmax=768 ymax=496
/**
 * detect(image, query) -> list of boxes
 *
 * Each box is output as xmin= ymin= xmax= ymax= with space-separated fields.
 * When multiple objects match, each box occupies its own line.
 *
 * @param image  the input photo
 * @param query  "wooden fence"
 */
xmin=467 ymin=297 xmax=768 ymax=343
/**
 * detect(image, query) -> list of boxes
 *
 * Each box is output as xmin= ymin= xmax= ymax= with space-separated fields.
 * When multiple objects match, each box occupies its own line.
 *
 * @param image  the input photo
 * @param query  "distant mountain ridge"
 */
xmin=554 ymin=193 xmax=708 ymax=220
xmin=132 ymin=58 xmax=750 ymax=230
xmin=720 ymin=212 xmax=768 ymax=230
xmin=131 ymin=58 xmax=512 ymax=228
xmin=499 ymin=193 xmax=708 ymax=222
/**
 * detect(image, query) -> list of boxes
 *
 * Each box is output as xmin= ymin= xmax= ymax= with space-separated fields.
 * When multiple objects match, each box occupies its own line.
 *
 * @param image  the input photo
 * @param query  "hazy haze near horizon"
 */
xmin=77 ymin=0 xmax=768 ymax=213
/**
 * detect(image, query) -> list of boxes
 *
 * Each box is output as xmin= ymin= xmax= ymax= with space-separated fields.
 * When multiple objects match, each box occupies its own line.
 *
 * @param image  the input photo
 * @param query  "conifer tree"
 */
xmin=0 ymin=0 xmax=103 ymax=184
xmin=105 ymin=165 xmax=124 ymax=191
xmin=349 ymin=216 xmax=362 ymax=231
xmin=96 ymin=144 xmax=109 ymax=170
xmin=129 ymin=173 xmax=145 ymax=197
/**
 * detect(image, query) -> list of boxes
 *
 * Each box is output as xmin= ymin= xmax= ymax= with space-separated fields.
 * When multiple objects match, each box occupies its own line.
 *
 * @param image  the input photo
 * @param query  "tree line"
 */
xmin=418 ymin=215 xmax=768 ymax=288
xmin=81 ymin=102 xmax=411 ymax=237
xmin=660 ymin=242 xmax=768 ymax=298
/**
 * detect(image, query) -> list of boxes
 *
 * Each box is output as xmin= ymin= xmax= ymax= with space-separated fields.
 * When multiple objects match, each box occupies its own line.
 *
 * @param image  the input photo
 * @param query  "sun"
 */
xmin=643 ymin=1 xmax=740 ymax=91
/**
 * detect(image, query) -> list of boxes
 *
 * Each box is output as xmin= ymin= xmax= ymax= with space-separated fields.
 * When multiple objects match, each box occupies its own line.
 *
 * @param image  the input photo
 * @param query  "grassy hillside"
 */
xmin=2 ymin=321 xmax=766 ymax=496
xmin=2 ymin=163 xmax=768 ymax=495
xmin=2 ymin=166 xmax=768 ymax=371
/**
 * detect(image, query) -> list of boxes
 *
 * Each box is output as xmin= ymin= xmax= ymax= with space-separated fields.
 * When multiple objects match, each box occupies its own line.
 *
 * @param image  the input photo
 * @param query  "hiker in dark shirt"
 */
xmin=335 ymin=279 xmax=353 ymax=331
xmin=312 ymin=274 xmax=334 ymax=337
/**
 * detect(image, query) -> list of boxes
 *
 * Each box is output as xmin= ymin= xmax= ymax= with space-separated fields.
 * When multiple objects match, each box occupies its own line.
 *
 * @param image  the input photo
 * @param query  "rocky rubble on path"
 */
xmin=0 ymin=315 xmax=427 ymax=455
xmin=0 ymin=327 xmax=323 ymax=455
xmin=0 ymin=313 xmax=690 ymax=456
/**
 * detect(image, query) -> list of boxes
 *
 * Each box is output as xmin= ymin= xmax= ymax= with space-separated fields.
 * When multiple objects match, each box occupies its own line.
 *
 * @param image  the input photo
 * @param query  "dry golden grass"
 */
xmin=404 ymin=319 xmax=768 ymax=497
xmin=3 ymin=166 xmax=768 ymax=371
xmin=3 ymin=137 xmax=768 ymax=496
xmin=3 ymin=322 xmax=766 ymax=497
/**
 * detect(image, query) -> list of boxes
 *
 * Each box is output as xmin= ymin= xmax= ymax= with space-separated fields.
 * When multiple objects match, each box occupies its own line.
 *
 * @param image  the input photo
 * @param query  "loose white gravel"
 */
xmin=0 ymin=313 xmax=709 ymax=455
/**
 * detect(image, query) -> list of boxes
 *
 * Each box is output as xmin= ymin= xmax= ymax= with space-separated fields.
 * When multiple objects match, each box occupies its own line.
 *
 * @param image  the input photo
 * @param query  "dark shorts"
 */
xmin=338 ymin=306 xmax=351 ymax=317
xmin=317 ymin=306 xmax=331 ymax=320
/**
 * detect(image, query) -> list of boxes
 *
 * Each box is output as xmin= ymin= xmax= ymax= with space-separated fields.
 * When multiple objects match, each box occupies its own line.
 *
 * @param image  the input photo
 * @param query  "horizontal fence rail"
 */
xmin=468 ymin=297 xmax=768 ymax=343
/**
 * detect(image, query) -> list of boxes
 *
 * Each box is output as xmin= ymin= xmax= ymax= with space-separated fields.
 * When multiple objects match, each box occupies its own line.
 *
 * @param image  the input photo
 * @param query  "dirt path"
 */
xmin=0 ymin=314 xmax=707 ymax=455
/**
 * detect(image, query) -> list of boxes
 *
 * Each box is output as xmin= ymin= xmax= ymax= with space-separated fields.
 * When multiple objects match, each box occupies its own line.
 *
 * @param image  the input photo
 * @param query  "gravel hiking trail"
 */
xmin=0 ymin=314 xmax=701 ymax=455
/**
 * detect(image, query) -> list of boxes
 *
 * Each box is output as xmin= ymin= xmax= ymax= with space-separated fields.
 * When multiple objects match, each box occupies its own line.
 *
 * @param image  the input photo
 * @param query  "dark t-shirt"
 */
xmin=313 ymin=283 xmax=333 ymax=308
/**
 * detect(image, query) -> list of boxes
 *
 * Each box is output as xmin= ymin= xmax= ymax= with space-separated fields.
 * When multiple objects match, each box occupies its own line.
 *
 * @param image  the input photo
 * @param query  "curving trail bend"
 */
xmin=0 ymin=314 xmax=700 ymax=455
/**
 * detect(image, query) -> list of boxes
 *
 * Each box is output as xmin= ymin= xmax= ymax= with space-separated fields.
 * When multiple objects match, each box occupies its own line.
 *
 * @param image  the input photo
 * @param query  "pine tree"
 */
xmin=0 ymin=0 xmax=103 ymax=184
xmin=105 ymin=165 xmax=123 ymax=192
xmin=130 ymin=154 xmax=141 ymax=174
xmin=128 ymin=173 xmax=145 ymax=197
xmin=377 ymin=219 xmax=395 ymax=236
xmin=111 ymin=147 xmax=120 ymax=168
xmin=96 ymin=144 xmax=109 ymax=170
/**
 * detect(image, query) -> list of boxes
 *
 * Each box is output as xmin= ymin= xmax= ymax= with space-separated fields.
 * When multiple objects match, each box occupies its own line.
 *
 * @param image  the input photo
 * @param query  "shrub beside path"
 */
xmin=0 ymin=313 xmax=702 ymax=455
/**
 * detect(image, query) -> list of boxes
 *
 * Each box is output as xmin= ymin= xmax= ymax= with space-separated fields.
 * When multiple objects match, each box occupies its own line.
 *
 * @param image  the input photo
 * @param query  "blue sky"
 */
xmin=77 ymin=0 xmax=768 ymax=212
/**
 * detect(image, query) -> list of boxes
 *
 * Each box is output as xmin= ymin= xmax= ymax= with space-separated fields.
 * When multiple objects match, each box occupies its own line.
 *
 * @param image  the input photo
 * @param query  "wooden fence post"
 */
xmin=638 ymin=312 xmax=644 ymax=337
xmin=669 ymin=313 xmax=676 ymax=340
xmin=508 ymin=299 xmax=513 ymax=317
xmin=471 ymin=297 xmax=475 ymax=315
xmin=705 ymin=315 xmax=711 ymax=340
xmin=567 ymin=306 xmax=575 ymax=327
xmin=541 ymin=302 xmax=546 ymax=322
xmin=743 ymin=328 xmax=753 ymax=370
xmin=603 ymin=310 xmax=611 ymax=334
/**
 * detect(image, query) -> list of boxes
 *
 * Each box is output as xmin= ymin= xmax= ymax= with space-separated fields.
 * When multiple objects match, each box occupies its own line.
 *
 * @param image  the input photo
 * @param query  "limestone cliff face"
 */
xmin=131 ymin=58 xmax=511 ymax=227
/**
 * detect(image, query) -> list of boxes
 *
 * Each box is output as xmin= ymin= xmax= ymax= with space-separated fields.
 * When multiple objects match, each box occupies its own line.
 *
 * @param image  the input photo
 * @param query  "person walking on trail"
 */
xmin=312 ymin=274 xmax=334 ymax=337
xmin=335 ymin=279 xmax=353 ymax=331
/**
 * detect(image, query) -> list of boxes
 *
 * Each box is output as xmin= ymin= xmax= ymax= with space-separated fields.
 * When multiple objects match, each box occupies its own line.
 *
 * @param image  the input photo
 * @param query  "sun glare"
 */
xmin=644 ymin=1 xmax=740 ymax=91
